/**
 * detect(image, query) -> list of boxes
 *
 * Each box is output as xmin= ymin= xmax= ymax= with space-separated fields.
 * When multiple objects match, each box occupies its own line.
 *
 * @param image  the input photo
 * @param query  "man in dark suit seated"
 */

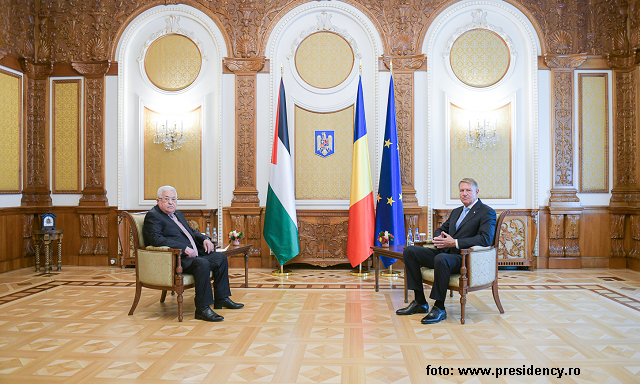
xmin=143 ymin=185 xmax=244 ymax=322
xmin=396 ymin=178 xmax=496 ymax=324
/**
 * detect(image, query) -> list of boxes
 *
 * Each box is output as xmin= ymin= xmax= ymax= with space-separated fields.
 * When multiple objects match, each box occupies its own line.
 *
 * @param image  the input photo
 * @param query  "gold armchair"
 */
xmin=122 ymin=211 xmax=208 ymax=322
xmin=421 ymin=210 xmax=510 ymax=324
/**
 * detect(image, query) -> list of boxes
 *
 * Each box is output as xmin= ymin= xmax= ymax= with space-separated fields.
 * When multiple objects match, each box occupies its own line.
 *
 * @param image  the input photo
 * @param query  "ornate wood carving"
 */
xmin=548 ymin=214 xmax=565 ymax=258
xmin=610 ymin=213 xmax=626 ymax=258
xmin=298 ymin=217 xmax=349 ymax=267
xmin=79 ymin=214 xmax=95 ymax=255
xmin=392 ymin=71 xmax=417 ymax=206
xmin=224 ymin=57 xmax=265 ymax=72
xmin=73 ymin=61 xmax=109 ymax=206
xmin=630 ymin=215 xmax=640 ymax=259
xmin=543 ymin=53 xmax=587 ymax=68
xmin=21 ymin=214 xmax=34 ymax=257
xmin=381 ymin=54 xmax=425 ymax=70
xmin=614 ymin=70 xmax=638 ymax=186
xmin=20 ymin=59 xmax=53 ymax=206
xmin=564 ymin=214 xmax=580 ymax=257
xmin=552 ymin=70 xmax=575 ymax=187
xmin=227 ymin=58 xmax=263 ymax=207
xmin=245 ymin=215 xmax=261 ymax=257
xmin=94 ymin=214 xmax=109 ymax=255
xmin=498 ymin=218 xmax=525 ymax=259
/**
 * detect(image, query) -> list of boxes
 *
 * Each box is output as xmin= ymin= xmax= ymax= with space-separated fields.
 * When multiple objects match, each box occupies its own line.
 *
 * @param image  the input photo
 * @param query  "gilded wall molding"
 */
xmin=136 ymin=15 xmax=208 ymax=63
xmin=551 ymin=70 xmax=575 ymax=188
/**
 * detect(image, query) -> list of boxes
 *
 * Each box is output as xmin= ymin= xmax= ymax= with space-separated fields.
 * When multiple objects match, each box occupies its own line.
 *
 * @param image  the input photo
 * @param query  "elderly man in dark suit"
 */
xmin=143 ymin=185 xmax=243 ymax=322
xmin=397 ymin=178 xmax=496 ymax=324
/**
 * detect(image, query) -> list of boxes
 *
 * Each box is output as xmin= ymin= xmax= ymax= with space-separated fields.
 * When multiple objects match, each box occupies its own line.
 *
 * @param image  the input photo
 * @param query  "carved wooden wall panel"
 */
xmin=79 ymin=214 xmax=94 ymax=255
xmin=295 ymin=211 xmax=349 ymax=267
xmin=610 ymin=213 xmax=626 ymax=258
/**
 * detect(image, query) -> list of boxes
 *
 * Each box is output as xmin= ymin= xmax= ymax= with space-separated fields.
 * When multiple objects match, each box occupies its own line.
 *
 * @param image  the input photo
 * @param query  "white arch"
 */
xmin=264 ymin=1 xmax=384 ymax=209
xmin=116 ymin=4 xmax=226 ymax=237
xmin=423 ymin=0 xmax=541 ymax=237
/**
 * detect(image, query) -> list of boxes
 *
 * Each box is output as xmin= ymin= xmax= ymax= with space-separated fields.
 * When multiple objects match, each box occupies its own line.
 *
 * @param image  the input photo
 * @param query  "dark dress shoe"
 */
xmin=421 ymin=306 xmax=447 ymax=324
xmin=195 ymin=306 xmax=224 ymax=322
xmin=214 ymin=297 xmax=244 ymax=309
xmin=396 ymin=300 xmax=429 ymax=315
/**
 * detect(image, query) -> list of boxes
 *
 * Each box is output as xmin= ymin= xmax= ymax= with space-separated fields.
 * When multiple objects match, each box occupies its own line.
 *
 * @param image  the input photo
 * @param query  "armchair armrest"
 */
xmin=137 ymin=248 xmax=182 ymax=287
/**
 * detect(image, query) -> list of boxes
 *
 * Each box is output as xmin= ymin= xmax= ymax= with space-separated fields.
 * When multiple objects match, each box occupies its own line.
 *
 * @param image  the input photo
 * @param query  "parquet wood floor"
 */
xmin=1 ymin=266 xmax=640 ymax=383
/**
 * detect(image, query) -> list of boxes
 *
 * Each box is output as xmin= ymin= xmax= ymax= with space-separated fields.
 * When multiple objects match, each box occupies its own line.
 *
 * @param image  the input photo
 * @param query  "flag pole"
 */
xmin=269 ymin=62 xmax=294 ymax=278
xmin=350 ymin=262 xmax=370 ymax=277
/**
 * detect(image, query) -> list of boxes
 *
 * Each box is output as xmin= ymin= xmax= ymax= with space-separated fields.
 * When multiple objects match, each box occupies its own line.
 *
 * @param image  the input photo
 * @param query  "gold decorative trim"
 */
xmin=0 ymin=69 xmax=22 ymax=193
xmin=52 ymin=80 xmax=82 ymax=194
xmin=579 ymin=73 xmax=609 ymax=193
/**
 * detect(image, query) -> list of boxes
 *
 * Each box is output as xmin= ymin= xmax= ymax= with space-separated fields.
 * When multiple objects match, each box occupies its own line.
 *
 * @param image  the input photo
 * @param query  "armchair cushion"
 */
xmin=138 ymin=250 xmax=175 ymax=286
xmin=420 ymin=248 xmax=497 ymax=288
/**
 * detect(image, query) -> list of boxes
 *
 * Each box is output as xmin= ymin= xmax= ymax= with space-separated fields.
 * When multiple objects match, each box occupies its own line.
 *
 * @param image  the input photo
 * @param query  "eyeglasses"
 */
xmin=160 ymin=197 xmax=178 ymax=202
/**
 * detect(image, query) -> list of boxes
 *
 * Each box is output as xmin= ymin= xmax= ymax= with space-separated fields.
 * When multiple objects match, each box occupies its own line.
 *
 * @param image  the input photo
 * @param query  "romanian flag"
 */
xmin=347 ymin=77 xmax=375 ymax=267
xmin=264 ymin=79 xmax=300 ymax=265
xmin=374 ymin=75 xmax=405 ymax=268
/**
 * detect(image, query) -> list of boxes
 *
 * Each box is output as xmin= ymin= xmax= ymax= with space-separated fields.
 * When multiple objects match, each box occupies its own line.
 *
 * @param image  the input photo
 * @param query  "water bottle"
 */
xmin=206 ymin=225 xmax=211 ymax=237
xmin=212 ymin=227 xmax=217 ymax=241
xmin=414 ymin=227 xmax=420 ymax=242
xmin=407 ymin=228 xmax=414 ymax=246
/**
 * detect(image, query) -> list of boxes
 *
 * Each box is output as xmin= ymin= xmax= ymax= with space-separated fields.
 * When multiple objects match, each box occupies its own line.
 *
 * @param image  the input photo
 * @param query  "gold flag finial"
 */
xmin=390 ymin=60 xmax=393 ymax=75
xmin=281 ymin=63 xmax=283 ymax=76
xmin=359 ymin=59 xmax=362 ymax=76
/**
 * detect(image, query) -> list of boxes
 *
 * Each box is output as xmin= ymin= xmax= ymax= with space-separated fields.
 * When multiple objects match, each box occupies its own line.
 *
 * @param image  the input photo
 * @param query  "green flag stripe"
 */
xmin=264 ymin=184 xmax=300 ymax=265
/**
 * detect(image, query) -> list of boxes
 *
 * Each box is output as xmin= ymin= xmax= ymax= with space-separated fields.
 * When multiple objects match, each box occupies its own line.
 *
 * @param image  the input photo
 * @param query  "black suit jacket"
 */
xmin=434 ymin=198 xmax=496 ymax=254
xmin=142 ymin=205 xmax=210 ymax=269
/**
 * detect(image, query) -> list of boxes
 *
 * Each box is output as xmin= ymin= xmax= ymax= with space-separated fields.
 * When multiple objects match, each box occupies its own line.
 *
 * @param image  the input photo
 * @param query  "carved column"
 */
xmin=72 ymin=61 xmax=110 ymax=206
xmin=608 ymin=53 xmax=640 ymax=268
xmin=224 ymin=57 xmax=265 ymax=261
xmin=20 ymin=59 xmax=53 ymax=206
xmin=381 ymin=55 xmax=424 ymax=209
xmin=544 ymin=54 xmax=587 ymax=268
xmin=224 ymin=57 xmax=264 ymax=208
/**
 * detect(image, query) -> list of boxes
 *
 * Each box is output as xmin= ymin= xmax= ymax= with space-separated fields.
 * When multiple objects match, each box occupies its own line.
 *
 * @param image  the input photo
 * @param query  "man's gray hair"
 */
xmin=157 ymin=185 xmax=177 ymax=199
xmin=458 ymin=178 xmax=479 ymax=190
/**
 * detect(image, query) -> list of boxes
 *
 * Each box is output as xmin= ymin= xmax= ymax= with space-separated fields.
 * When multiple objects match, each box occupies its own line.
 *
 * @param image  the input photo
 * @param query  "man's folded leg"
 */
xmin=200 ymin=252 xmax=244 ymax=310
xmin=183 ymin=257 xmax=224 ymax=321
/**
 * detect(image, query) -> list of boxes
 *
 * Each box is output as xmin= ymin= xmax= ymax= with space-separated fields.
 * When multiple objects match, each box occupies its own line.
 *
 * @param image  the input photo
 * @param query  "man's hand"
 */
xmin=433 ymin=232 xmax=456 ymax=249
xmin=184 ymin=247 xmax=198 ymax=258
xmin=203 ymin=239 xmax=215 ymax=253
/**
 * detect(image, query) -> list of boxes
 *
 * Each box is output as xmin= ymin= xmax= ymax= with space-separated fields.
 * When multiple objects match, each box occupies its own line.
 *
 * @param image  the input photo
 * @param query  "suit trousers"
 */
xmin=181 ymin=251 xmax=231 ymax=309
xmin=403 ymin=246 xmax=463 ymax=301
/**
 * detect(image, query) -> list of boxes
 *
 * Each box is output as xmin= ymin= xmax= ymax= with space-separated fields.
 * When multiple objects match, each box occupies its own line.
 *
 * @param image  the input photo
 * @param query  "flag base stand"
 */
xmin=380 ymin=264 xmax=402 ymax=277
xmin=272 ymin=265 xmax=292 ymax=277
xmin=350 ymin=264 xmax=370 ymax=277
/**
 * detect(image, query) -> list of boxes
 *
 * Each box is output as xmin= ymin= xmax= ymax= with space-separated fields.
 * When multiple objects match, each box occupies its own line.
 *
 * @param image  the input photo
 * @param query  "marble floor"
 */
xmin=1 ymin=265 xmax=640 ymax=383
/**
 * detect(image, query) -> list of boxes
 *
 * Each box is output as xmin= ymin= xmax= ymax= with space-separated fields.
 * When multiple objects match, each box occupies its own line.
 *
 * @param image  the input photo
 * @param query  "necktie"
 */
xmin=169 ymin=214 xmax=198 ymax=253
xmin=455 ymin=207 xmax=470 ymax=231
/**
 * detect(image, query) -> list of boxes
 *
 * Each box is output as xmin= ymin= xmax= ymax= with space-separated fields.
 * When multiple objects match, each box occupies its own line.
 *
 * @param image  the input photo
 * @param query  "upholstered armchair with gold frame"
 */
xmin=122 ymin=211 xmax=210 ymax=322
xmin=421 ymin=210 xmax=509 ymax=324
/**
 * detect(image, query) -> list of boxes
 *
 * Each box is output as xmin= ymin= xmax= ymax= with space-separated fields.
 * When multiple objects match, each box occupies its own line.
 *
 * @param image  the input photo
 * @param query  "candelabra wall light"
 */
xmin=467 ymin=118 xmax=498 ymax=150
xmin=153 ymin=119 xmax=187 ymax=151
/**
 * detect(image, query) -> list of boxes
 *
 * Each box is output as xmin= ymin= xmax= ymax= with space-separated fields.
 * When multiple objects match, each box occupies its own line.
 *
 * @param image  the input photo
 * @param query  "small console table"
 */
xmin=33 ymin=229 xmax=64 ymax=272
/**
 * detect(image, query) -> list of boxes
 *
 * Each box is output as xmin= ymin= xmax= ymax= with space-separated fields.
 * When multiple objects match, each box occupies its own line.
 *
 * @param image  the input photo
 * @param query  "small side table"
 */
xmin=33 ymin=229 xmax=64 ymax=272
xmin=221 ymin=243 xmax=252 ymax=288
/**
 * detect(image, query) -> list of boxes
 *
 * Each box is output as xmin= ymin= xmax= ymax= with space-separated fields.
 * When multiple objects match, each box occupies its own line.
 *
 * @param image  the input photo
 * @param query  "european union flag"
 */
xmin=374 ymin=75 xmax=405 ymax=268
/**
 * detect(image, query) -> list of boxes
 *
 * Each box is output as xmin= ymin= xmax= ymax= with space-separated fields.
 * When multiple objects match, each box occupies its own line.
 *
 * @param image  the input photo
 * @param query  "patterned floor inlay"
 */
xmin=0 ymin=266 xmax=640 ymax=383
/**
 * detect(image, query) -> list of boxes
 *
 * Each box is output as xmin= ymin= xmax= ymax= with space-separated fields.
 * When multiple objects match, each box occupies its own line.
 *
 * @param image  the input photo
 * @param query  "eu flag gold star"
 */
xmin=385 ymin=139 xmax=392 ymax=148
xmin=376 ymin=193 xmax=381 ymax=203
xmin=399 ymin=193 xmax=402 ymax=200
xmin=387 ymin=197 xmax=395 ymax=206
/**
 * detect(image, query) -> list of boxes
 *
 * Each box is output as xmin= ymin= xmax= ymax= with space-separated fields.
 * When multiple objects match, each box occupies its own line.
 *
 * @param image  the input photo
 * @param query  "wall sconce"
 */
xmin=467 ymin=118 xmax=498 ymax=150
xmin=153 ymin=118 xmax=187 ymax=151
